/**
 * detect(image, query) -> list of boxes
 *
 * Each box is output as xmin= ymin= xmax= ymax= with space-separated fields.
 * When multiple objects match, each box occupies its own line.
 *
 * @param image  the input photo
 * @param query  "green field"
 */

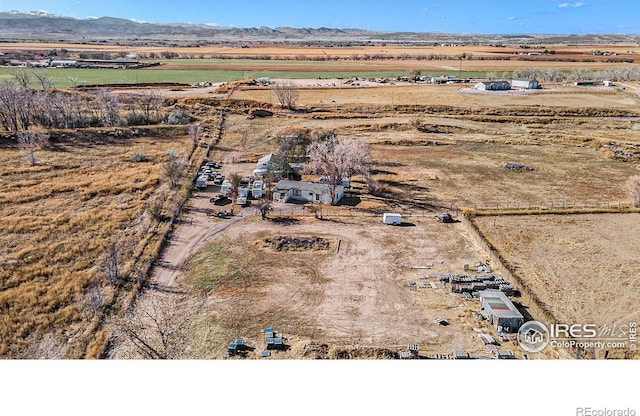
xmin=0 ymin=64 xmax=492 ymax=87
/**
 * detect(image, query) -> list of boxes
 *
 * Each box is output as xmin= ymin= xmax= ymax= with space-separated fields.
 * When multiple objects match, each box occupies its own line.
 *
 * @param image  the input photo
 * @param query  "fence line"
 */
xmin=469 ymin=200 xmax=633 ymax=211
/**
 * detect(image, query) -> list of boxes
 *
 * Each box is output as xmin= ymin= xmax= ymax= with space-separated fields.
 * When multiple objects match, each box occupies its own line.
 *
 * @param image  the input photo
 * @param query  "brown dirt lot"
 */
xmin=172 ymin=213 xmax=529 ymax=359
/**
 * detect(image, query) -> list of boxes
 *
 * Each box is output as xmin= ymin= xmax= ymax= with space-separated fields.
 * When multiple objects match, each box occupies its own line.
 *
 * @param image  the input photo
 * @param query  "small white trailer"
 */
xmin=383 ymin=213 xmax=402 ymax=225
xmin=220 ymin=180 xmax=232 ymax=195
xmin=252 ymin=180 xmax=264 ymax=199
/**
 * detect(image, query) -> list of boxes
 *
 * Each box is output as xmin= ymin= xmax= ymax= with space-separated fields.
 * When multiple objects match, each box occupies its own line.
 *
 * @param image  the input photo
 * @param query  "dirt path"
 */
xmin=151 ymin=188 xmax=258 ymax=288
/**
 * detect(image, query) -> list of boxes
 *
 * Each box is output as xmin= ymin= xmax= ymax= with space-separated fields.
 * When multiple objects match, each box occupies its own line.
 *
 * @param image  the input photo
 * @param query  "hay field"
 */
xmin=0 ymin=128 xmax=192 ymax=358
xmin=230 ymin=82 xmax=640 ymax=109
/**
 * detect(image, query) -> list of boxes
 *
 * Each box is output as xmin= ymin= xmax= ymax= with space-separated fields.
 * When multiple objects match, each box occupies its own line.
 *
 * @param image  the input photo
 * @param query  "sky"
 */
xmin=1 ymin=0 xmax=640 ymax=34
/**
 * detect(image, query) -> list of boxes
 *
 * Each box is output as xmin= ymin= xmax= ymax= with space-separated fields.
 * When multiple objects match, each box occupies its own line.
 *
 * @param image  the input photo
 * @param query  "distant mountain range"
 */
xmin=1 ymin=11 xmax=638 ymax=46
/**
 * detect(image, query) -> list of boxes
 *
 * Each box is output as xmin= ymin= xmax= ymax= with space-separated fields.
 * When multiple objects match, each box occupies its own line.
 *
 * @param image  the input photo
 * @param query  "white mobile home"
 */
xmin=475 ymin=80 xmax=511 ymax=91
xmin=273 ymin=180 xmax=343 ymax=205
xmin=383 ymin=213 xmax=402 ymax=225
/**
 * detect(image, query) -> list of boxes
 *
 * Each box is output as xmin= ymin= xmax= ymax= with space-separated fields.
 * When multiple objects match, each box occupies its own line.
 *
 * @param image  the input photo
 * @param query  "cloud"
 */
xmin=506 ymin=16 xmax=517 ymax=21
xmin=421 ymin=7 xmax=429 ymax=12
xmin=129 ymin=18 xmax=147 ymax=23
xmin=558 ymin=2 xmax=586 ymax=8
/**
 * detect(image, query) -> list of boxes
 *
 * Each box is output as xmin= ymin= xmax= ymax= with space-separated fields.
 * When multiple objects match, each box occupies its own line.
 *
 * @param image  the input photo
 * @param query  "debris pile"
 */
xmin=504 ymin=162 xmax=534 ymax=171
xmin=438 ymin=212 xmax=455 ymax=223
xmin=263 ymin=236 xmax=331 ymax=251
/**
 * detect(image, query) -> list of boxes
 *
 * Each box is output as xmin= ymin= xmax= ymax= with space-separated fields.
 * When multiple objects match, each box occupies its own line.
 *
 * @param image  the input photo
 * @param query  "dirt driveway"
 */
xmin=151 ymin=184 xmax=257 ymax=289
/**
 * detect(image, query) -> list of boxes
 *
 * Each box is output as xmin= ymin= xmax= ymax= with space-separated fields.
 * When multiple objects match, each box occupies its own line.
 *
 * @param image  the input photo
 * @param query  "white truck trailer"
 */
xmin=383 ymin=213 xmax=402 ymax=225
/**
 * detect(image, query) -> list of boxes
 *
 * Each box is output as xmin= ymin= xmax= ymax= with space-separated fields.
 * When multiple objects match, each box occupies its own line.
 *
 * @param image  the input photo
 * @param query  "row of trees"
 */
xmin=504 ymin=66 xmax=640 ymax=83
xmin=0 ymin=72 xmax=169 ymax=132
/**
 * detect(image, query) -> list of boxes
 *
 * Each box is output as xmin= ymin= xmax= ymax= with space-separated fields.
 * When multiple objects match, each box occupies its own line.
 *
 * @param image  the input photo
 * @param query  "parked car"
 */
xmin=210 ymin=194 xmax=229 ymax=205
xmin=205 ymin=161 xmax=221 ymax=169
xmin=213 ymin=174 xmax=225 ymax=185
xmin=195 ymin=175 xmax=208 ymax=190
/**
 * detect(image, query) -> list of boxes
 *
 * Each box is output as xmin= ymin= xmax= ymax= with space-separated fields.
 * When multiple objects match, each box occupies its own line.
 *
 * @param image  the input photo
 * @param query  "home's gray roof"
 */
xmin=273 ymin=180 xmax=342 ymax=194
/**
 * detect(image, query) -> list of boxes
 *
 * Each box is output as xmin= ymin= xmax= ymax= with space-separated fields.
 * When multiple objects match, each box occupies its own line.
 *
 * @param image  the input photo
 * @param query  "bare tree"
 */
xmin=33 ymin=69 xmax=54 ymax=89
xmin=273 ymin=81 xmax=299 ymax=110
xmin=136 ymin=89 xmax=164 ymax=124
xmin=99 ymin=241 xmax=126 ymax=286
xmin=10 ymin=68 xmax=31 ymax=89
xmin=94 ymin=89 xmax=121 ymax=127
xmin=259 ymin=199 xmax=272 ymax=220
xmin=630 ymin=175 xmax=640 ymax=207
xmin=162 ymin=148 xmax=186 ymax=189
xmin=307 ymin=133 xmax=369 ymax=205
xmin=17 ymin=131 xmax=39 ymax=166
xmin=114 ymin=294 xmax=202 ymax=359
xmin=0 ymin=81 xmax=33 ymax=132
xmin=188 ymin=123 xmax=203 ymax=150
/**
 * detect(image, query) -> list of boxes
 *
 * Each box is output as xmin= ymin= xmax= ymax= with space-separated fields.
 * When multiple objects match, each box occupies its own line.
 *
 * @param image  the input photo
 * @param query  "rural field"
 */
xmin=1 ymin=41 xmax=640 ymax=359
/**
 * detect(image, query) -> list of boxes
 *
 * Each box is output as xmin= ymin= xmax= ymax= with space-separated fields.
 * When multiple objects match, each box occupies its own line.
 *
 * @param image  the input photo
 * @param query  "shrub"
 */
xmin=130 ymin=152 xmax=147 ymax=162
xmin=164 ymin=109 xmax=191 ymax=125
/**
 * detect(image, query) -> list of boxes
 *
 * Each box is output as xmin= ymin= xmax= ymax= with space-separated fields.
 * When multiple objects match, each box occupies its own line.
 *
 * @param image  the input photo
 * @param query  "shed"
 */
xmin=511 ymin=78 xmax=539 ymax=89
xmin=478 ymin=290 xmax=524 ymax=332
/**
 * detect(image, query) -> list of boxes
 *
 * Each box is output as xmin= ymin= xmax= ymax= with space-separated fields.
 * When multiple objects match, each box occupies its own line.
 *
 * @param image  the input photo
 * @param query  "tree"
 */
xmin=114 ymin=294 xmax=202 ymax=359
xmin=94 ymin=89 xmax=120 ymax=127
xmin=17 ymin=131 xmax=39 ymax=166
xmin=99 ymin=241 xmax=126 ymax=287
xmin=135 ymin=89 xmax=164 ymax=124
xmin=265 ymin=153 xmax=294 ymax=183
xmin=33 ymin=69 xmax=54 ymax=89
xmin=188 ymin=123 xmax=203 ymax=150
xmin=307 ymin=133 xmax=369 ymax=205
xmin=162 ymin=149 xmax=186 ymax=189
xmin=227 ymin=172 xmax=243 ymax=213
xmin=10 ymin=68 xmax=31 ymax=89
xmin=630 ymin=175 xmax=640 ymax=207
xmin=273 ymin=81 xmax=299 ymax=110
xmin=406 ymin=68 xmax=421 ymax=81
xmin=259 ymin=199 xmax=272 ymax=220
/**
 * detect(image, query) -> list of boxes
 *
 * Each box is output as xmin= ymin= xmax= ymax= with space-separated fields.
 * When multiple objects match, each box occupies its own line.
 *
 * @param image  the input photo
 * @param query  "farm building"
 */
xmin=511 ymin=78 xmax=539 ymax=89
xmin=478 ymin=290 xmax=523 ymax=333
xmin=273 ymin=180 xmax=343 ymax=205
xmin=474 ymin=80 xmax=511 ymax=91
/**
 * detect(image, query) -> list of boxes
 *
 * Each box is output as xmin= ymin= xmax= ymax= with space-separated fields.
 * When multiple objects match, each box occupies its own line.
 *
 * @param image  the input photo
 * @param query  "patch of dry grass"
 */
xmin=0 ymin=130 xmax=192 ymax=358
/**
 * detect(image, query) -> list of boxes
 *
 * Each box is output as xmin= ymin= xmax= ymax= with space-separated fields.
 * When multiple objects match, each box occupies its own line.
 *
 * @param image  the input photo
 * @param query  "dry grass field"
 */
xmin=0 ymin=127 xmax=192 ymax=358
xmin=473 ymin=213 xmax=640 ymax=359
